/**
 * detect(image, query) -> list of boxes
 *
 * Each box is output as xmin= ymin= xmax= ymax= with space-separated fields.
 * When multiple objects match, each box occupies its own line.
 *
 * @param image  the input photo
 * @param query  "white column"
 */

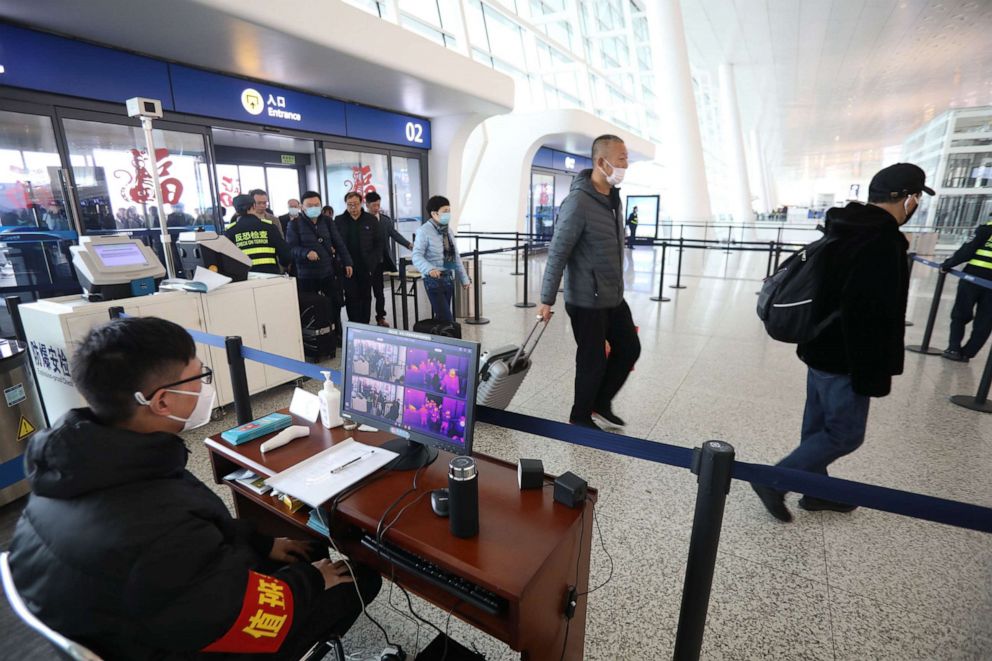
xmin=644 ymin=0 xmax=712 ymax=222
xmin=719 ymin=63 xmax=753 ymax=223
xmin=749 ymin=129 xmax=769 ymax=214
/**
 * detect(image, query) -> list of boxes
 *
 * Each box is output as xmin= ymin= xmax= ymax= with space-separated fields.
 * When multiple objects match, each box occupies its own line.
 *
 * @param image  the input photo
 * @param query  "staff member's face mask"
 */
xmin=134 ymin=367 xmax=216 ymax=431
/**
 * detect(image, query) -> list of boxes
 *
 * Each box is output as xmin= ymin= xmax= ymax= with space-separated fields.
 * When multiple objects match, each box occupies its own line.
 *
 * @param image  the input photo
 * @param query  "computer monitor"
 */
xmin=341 ymin=322 xmax=480 ymax=470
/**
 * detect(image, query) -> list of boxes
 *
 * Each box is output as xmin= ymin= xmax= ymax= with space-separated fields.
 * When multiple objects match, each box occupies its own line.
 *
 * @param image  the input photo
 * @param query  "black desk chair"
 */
xmin=0 ymin=551 xmax=102 ymax=660
xmin=2 ymin=551 xmax=343 ymax=661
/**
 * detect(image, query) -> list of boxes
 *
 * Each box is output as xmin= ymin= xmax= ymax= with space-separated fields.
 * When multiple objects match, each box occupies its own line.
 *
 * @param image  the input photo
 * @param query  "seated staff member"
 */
xmin=411 ymin=195 xmax=471 ymax=323
xmin=224 ymin=193 xmax=293 ymax=274
xmin=7 ymin=317 xmax=381 ymax=659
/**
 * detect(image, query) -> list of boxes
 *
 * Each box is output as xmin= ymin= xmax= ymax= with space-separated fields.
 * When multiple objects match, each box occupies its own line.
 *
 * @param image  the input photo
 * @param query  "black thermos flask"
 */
xmin=448 ymin=456 xmax=479 ymax=538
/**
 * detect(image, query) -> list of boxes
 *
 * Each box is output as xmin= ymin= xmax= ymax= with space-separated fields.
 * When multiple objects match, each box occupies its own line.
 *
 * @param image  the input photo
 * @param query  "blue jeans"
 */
xmin=777 ymin=368 xmax=870 ymax=479
xmin=424 ymin=274 xmax=454 ymax=323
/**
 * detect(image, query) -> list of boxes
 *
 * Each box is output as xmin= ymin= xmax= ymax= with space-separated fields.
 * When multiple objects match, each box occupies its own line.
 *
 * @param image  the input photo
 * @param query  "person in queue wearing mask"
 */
xmin=278 ymin=198 xmax=301 ymax=237
xmin=6 ymin=317 xmax=381 ymax=658
xmin=287 ymin=191 xmax=353 ymax=343
xmin=411 ymin=195 xmax=471 ymax=323
xmin=538 ymin=134 xmax=641 ymax=430
xmin=334 ymin=192 xmax=383 ymax=325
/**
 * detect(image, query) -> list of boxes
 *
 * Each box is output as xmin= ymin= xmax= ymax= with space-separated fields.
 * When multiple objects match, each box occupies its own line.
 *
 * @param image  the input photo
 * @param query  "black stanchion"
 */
xmin=108 ymin=306 xmax=124 ymax=320
xmin=4 ymin=296 xmax=26 ymax=342
xmin=772 ymin=242 xmax=783 ymax=272
xmin=765 ymin=241 xmax=775 ymax=278
xmin=673 ymin=440 xmax=735 ymax=661
xmin=906 ymin=269 xmax=946 ymax=355
xmin=670 ymin=236 xmax=687 ymax=290
xmin=651 ymin=241 xmax=671 ymax=303
xmin=465 ymin=248 xmax=490 ymax=325
xmin=515 ymin=242 xmax=536 ymax=308
xmin=949 ymin=346 xmax=992 ymax=414
xmin=225 ymin=335 xmax=253 ymax=425
xmin=511 ymin=232 xmax=523 ymax=276
xmin=905 ymin=252 xmax=917 ymax=328
xmin=399 ymin=257 xmax=411 ymax=331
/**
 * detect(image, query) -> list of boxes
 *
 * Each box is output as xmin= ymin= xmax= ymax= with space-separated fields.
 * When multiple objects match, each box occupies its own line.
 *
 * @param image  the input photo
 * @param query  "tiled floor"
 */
xmin=3 ymin=235 xmax=991 ymax=660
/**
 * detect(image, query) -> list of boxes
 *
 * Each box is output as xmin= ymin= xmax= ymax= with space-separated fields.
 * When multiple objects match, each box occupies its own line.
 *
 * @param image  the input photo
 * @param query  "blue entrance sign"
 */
xmin=169 ymin=65 xmax=347 ymax=135
xmin=0 ymin=24 xmax=173 ymax=107
xmin=345 ymin=104 xmax=431 ymax=150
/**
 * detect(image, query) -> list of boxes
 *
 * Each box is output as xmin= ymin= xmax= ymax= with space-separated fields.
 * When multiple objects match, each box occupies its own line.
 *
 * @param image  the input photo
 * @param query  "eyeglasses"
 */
xmin=136 ymin=367 xmax=213 ymax=403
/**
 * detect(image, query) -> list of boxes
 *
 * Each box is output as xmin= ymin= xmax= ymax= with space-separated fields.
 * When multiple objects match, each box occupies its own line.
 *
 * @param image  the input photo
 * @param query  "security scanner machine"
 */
xmin=177 ymin=231 xmax=251 ymax=282
xmin=70 ymin=235 xmax=166 ymax=301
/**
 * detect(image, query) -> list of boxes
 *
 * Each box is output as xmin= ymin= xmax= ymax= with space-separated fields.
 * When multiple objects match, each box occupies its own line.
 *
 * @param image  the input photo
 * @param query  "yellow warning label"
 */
xmin=17 ymin=416 xmax=36 ymax=441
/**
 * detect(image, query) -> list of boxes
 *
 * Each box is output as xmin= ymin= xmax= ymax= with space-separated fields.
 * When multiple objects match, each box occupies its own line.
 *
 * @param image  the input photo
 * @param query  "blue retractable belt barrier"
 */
xmin=913 ymin=255 xmax=992 ymax=291
xmin=147 ymin=314 xmax=992 ymax=536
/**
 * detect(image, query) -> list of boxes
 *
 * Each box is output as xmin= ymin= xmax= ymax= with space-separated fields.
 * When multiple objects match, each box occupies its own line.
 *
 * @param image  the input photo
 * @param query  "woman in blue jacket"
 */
xmin=412 ymin=195 xmax=470 ymax=322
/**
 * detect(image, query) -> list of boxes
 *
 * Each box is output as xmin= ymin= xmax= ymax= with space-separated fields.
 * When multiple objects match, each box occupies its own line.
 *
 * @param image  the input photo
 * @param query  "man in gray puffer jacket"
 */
xmin=539 ymin=135 xmax=641 ymax=429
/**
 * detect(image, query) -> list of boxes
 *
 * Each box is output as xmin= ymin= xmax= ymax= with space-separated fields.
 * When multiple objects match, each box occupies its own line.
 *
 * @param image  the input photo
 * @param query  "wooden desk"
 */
xmin=205 ymin=413 xmax=595 ymax=660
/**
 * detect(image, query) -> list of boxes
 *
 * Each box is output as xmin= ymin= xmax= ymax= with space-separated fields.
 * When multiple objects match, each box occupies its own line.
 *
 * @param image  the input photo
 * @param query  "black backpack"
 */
xmin=757 ymin=236 xmax=840 ymax=343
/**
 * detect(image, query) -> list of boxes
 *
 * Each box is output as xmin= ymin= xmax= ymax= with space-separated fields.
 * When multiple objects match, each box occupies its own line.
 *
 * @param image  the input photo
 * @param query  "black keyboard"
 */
xmin=360 ymin=533 xmax=506 ymax=615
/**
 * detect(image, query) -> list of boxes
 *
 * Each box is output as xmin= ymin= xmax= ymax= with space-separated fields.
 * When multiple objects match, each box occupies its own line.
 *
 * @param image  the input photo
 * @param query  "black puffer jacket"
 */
xmin=798 ymin=203 xmax=909 ymax=397
xmin=8 ymin=409 xmax=324 ymax=659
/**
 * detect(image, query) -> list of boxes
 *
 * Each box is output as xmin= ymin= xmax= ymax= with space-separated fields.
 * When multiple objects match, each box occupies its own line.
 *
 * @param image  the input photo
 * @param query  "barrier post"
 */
xmin=906 ymin=269 xmax=946 ymax=355
xmin=651 ymin=241 xmax=671 ymax=303
xmin=515 ymin=242 xmax=536 ymax=308
xmin=772 ymin=242 xmax=783 ymax=272
xmin=724 ymin=226 xmax=733 ymax=254
xmin=673 ymin=440 xmax=735 ymax=661
xmin=399 ymin=257 xmax=411 ymax=330
xmin=949 ymin=344 xmax=992 ymax=414
xmin=4 ymin=296 xmax=25 ymax=342
xmin=225 ymin=336 xmax=253 ymax=425
xmin=765 ymin=241 xmax=775 ymax=278
xmin=465 ymin=247 xmax=490 ymax=325
xmin=905 ymin=252 xmax=917 ymax=327
xmin=511 ymin=232 xmax=523 ymax=276
xmin=670 ymin=236 xmax=687 ymax=290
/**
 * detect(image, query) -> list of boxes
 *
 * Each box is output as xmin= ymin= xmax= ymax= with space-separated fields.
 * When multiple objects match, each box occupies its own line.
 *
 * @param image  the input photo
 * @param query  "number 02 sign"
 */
xmin=405 ymin=122 xmax=425 ymax=144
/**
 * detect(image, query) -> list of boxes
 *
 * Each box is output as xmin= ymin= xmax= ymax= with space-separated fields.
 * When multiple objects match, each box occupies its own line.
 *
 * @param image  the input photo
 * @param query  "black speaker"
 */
xmin=553 ymin=471 xmax=587 ymax=509
xmin=517 ymin=458 xmax=544 ymax=490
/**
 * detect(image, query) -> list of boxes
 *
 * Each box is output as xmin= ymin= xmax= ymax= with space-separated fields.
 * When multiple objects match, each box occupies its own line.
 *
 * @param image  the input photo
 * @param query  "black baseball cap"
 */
xmin=868 ymin=163 xmax=935 ymax=199
xmin=232 ymin=194 xmax=253 ymax=212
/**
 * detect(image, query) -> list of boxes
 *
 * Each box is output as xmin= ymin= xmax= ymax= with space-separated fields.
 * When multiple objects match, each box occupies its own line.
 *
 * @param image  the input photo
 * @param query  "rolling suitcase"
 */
xmin=299 ymin=291 xmax=335 ymax=361
xmin=476 ymin=317 xmax=549 ymax=409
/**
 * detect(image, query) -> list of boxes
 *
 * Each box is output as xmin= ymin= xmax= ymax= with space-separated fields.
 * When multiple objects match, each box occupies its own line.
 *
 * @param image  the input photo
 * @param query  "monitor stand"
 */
xmin=381 ymin=438 xmax=439 ymax=471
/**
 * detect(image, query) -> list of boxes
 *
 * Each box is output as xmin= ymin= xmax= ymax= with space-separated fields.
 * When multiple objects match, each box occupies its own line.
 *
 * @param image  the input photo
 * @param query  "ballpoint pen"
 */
xmin=330 ymin=451 xmax=375 ymax=474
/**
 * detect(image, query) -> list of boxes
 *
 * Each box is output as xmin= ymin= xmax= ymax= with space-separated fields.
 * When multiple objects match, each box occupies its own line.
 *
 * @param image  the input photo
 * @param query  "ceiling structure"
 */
xmin=681 ymin=0 xmax=992 ymax=186
xmin=0 ymin=0 xmax=513 ymax=119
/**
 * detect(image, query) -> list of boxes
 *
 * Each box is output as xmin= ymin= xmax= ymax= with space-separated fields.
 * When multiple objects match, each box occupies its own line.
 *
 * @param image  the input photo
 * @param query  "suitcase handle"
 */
xmin=510 ymin=316 xmax=550 ymax=368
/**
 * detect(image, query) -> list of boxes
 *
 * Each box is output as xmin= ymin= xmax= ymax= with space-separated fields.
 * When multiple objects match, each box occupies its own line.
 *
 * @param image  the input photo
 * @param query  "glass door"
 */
xmin=529 ymin=171 xmax=555 ymax=240
xmin=0 ymin=106 xmax=81 ymax=334
xmin=323 ymin=147 xmax=391 ymax=217
xmin=60 ymin=113 xmax=217 ymax=276
xmin=390 ymin=154 xmax=424 ymax=250
xmin=215 ymin=164 xmax=304 ymax=219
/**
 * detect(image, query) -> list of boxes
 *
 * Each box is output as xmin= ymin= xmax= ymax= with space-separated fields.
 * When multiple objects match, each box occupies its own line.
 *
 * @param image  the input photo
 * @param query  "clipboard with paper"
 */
xmin=264 ymin=438 xmax=398 ymax=508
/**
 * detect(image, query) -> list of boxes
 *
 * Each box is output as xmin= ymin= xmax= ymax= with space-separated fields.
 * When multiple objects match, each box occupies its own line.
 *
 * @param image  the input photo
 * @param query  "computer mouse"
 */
xmin=430 ymin=488 xmax=450 ymax=517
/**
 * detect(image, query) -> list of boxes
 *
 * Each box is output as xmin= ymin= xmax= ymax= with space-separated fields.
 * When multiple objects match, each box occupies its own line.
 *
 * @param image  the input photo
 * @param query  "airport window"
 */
xmin=390 ymin=155 xmax=423 ymax=224
xmin=398 ymin=0 xmax=442 ymax=27
xmin=61 ymin=118 xmax=215 ymax=233
xmin=482 ymin=4 xmax=528 ymax=70
xmin=343 ymin=0 xmax=385 ymax=18
xmin=323 ymin=148 xmax=392 ymax=216
xmin=464 ymin=1 xmax=492 ymax=50
xmin=0 ymin=110 xmax=63 ymax=231
xmin=399 ymin=15 xmax=447 ymax=47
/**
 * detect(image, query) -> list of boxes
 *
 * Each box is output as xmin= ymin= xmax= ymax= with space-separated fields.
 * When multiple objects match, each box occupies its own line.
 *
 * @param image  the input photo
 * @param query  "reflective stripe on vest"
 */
xmin=251 ymin=257 xmax=277 ymax=266
xmin=242 ymin=246 xmax=276 ymax=256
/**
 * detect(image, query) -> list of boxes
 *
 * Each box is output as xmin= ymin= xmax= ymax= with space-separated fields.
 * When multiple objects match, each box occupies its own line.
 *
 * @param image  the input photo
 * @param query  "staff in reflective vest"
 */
xmin=941 ymin=215 xmax=992 ymax=362
xmin=224 ymin=194 xmax=292 ymax=274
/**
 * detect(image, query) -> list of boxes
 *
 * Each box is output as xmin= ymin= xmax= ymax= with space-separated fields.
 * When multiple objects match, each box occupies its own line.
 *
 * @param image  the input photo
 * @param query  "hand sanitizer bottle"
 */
xmin=318 ymin=371 xmax=343 ymax=429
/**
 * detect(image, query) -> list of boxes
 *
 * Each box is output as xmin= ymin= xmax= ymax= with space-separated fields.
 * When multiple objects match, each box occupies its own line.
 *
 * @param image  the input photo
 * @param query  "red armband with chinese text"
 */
xmin=202 ymin=571 xmax=294 ymax=654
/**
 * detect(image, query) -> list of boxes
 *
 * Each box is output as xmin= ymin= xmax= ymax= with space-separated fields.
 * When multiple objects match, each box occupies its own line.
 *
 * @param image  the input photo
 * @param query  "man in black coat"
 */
xmin=335 ymin=192 xmax=383 ymax=325
xmin=7 ymin=317 xmax=380 ymax=659
xmin=366 ymin=191 xmax=412 ymax=327
xmin=753 ymin=163 xmax=933 ymax=522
